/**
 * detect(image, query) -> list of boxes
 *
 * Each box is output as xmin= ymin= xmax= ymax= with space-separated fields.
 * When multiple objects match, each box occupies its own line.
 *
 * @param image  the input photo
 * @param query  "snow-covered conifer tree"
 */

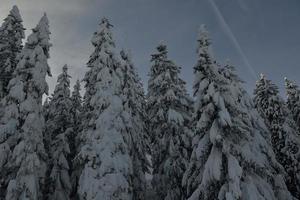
xmin=254 ymin=74 xmax=300 ymax=199
xmin=42 ymin=97 xmax=51 ymax=122
xmin=70 ymin=80 xmax=82 ymax=135
xmin=120 ymin=50 xmax=150 ymax=200
xmin=147 ymin=43 xmax=193 ymax=200
xmin=220 ymin=61 xmax=272 ymax=143
xmin=45 ymin=65 xmax=73 ymax=200
xmin=0 ymin=5 xmax=25 ymax=99
xmin=69 ymin=80 xmax=82 ymax=199
xmin=183 ymin=25 xmax=293 ymax=200
xmin=74 ymin=18 xmax=133 ymax=200
xmin=69 ymin=79 xmax=82 ymax=160
xmin=285 ymin=78 xmax=300 ymax=131
xmin=1 ymin=14 xmax=52 ymax=200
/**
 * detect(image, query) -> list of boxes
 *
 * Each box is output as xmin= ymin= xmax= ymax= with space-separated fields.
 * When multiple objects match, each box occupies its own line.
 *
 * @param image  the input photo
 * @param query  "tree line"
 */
xmin=0 ymin=6 xmax=299 ymax=200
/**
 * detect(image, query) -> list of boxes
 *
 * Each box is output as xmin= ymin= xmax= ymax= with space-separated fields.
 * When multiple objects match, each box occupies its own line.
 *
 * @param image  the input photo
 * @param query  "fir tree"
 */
xmin=42 ymin=97 xmax=51 ymax=122
xmin=0 ymin=5 xmax=25 ymax=99
xmin=69 ymin=80 xmax=82 ymax=199
xmin=74 ymin=18 xmax=133 ymax=200
xmin=147 ymin=43 xmax=193 ymax=200
xmin=285 ymin=78 xmax=300 ymax=132
xmin=70 ymin=80 xmax=82 ymax=138
xmin=254 ymin=74 xmax=300 ymax=199
xmin=120 ymin=50 xmax=150 ymax=200
xmin=2 ymin=14 xmax=52 ymax=200
xmin=69 ymin=80 xmax=82 ymax=161
xmin=183 ymin=25 xmax=293 ymax=200
xmin=45 ymin=65 xmax=73 ymax=200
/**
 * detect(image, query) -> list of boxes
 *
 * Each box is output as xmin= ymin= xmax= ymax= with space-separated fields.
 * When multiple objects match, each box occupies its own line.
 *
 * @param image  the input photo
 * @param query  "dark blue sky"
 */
xmin=1 ymin=0 xmax=300 ymax=96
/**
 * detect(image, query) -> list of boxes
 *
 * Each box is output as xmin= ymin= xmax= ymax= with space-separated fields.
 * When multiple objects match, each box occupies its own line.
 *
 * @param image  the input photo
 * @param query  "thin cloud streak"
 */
xmin=208 ymin=0 xmax=257 ymax=80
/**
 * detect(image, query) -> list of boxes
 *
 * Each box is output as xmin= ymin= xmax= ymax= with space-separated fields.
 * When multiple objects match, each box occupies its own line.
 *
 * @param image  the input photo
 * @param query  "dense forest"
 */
xmin=0 ymin=6 xmax=299 ymax=200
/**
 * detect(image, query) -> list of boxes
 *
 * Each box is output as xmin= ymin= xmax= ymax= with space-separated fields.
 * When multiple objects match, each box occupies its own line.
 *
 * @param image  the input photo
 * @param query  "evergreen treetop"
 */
xmin=254 ymin=74 xmax=300 ymax=199
xmin=147 ymin=43 xmax=193 ymax=200
xmin=183 ymin=25 xmax=292 ymax=200
xmin=0 ymin=5 xmax=25 ymax=98
xmin=75 ymin=18 xmax=133 ymax=200
xmin=4 ymin=14 xmax=52 ymax=200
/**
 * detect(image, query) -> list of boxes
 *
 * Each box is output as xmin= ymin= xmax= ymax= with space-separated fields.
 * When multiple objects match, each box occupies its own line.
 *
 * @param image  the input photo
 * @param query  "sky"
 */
xmin=1 ymin=0 xmax=300 ymax=96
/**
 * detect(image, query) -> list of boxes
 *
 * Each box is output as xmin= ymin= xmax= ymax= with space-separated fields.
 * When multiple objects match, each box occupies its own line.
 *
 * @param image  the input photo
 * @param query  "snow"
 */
xmin=0 ymin=5 xmax=25 ymax=99
xmin=184 ymin=25 xmax=293 ymax=200
xmin=147 ymin=43 xmax=193 ymax=200
xmin=209 ymin=120 xmax=222 ymax=145
xmin=227 ymin=154 xmax=242 ymax=199
xmin=201 ymin=145 xmax=222 ymax=183
xmin=0 ymin=5 xmax=299 ymax=200
xmin=254 ymin=74 xmax=300 ymax=199
xmin=168 ymin=109 xmax=184 ymax=125
xmin=3 ymin=13 xmax=51 ymax=200
xmin=74 ymin=18 xmax=136 ymax=200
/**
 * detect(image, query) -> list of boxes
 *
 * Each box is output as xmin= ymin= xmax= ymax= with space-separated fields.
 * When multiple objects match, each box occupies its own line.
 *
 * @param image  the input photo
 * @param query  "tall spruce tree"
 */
xmin=220 ymin=61 xmax=271 ymax=142
xmin=285 ymin=78 xmax=300 ymax=132
xmin=70 ymin=79 xmax=82 ymax=139
xmin=69 ymin=80 xmax=82 ymax=161
xmin=45 ymin=65 xmax=73 ymax=200
xmin=42 ymin=97 xmax=51 ymax=122
xmin=0 ymin=5 xmax=25 ymax=99
xmin=120 ymin=50 xmax=149 ymax=200
xmin=183 ymin=25 xmax=292 ymax=200
xmin=69 ymin=80 xmax=82 ymax=199
xmin=147 ymin=43 xmax=193 ymax=200
xmin=1 ymin=14 xmax=52 ymax=200
xmin=74 ymin=18 xmax=133 ymax=200
xmin=254 ymin=74 xmax=300 ymax=199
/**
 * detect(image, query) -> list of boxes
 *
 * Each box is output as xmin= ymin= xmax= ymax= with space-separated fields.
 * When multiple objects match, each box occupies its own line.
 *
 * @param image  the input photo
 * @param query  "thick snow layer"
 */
xmin=168 ymin=109 xmax=184 ymax=125
xmin=185 ymin=26 xmax=293 ymax=200
xmin=201 ymin=145 xmax=222 ymax=184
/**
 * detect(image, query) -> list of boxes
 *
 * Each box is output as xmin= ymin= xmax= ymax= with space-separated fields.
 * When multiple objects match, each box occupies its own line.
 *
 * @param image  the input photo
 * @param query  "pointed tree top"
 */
xmin=10 ymin=5 xmax=22 ymax=22
xmin=256 ymin=73 xmax=279 ymax=95
xmin=0 ymin=5 xmax=24 ymax=34
xmin=59 ymin=64 xmax=71 ymax=79
xmin=35 ymin=13 xmax=50 ymax=33
xmin=198 ymin=24 xmax=210 ymax=40
xmin=41 ymin=13 xmax=49 ymax=23
xmin=284 ymin=77 xmax=291 ymax=83
xmin=199 ymin=24 xmax=207 ymax=32
xmin=196 ymin=24 xmax=213 ymax=59
xmin=100 ymin=17 xmax=113 ymax=28
xmin=73 ymin=79 xmax=81 ymax=93
xmin=284 ymin=77 xmax=296 ymax=88
xmin=258 ymin=73 xmax=267 ymax=86
xmin=26 ymin=13 xmax=51 ymax=56
xmin=91 ymin=17 xmax=115 ymax=48
xmin=151 ymin=43 xmax=168 ymax=61
xmin=63 ymin=64 xmax=68 ymax=73
xmin=284 ymin=77 xmax=290 ymax=85
xmin=157 ymin=42 xmax=167 ymax=53
xmin=260 ymin=73 xmax=265 ymax=80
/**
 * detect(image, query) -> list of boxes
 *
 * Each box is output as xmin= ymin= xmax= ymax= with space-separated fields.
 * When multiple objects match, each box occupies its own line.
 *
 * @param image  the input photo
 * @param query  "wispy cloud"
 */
xmin=1 ymin=0 xmax=299 ymax=95
xmin=208 ymin=0 xmax=257 ymax=80
xmin=237 ymin=0 xmax=249 ymax=12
